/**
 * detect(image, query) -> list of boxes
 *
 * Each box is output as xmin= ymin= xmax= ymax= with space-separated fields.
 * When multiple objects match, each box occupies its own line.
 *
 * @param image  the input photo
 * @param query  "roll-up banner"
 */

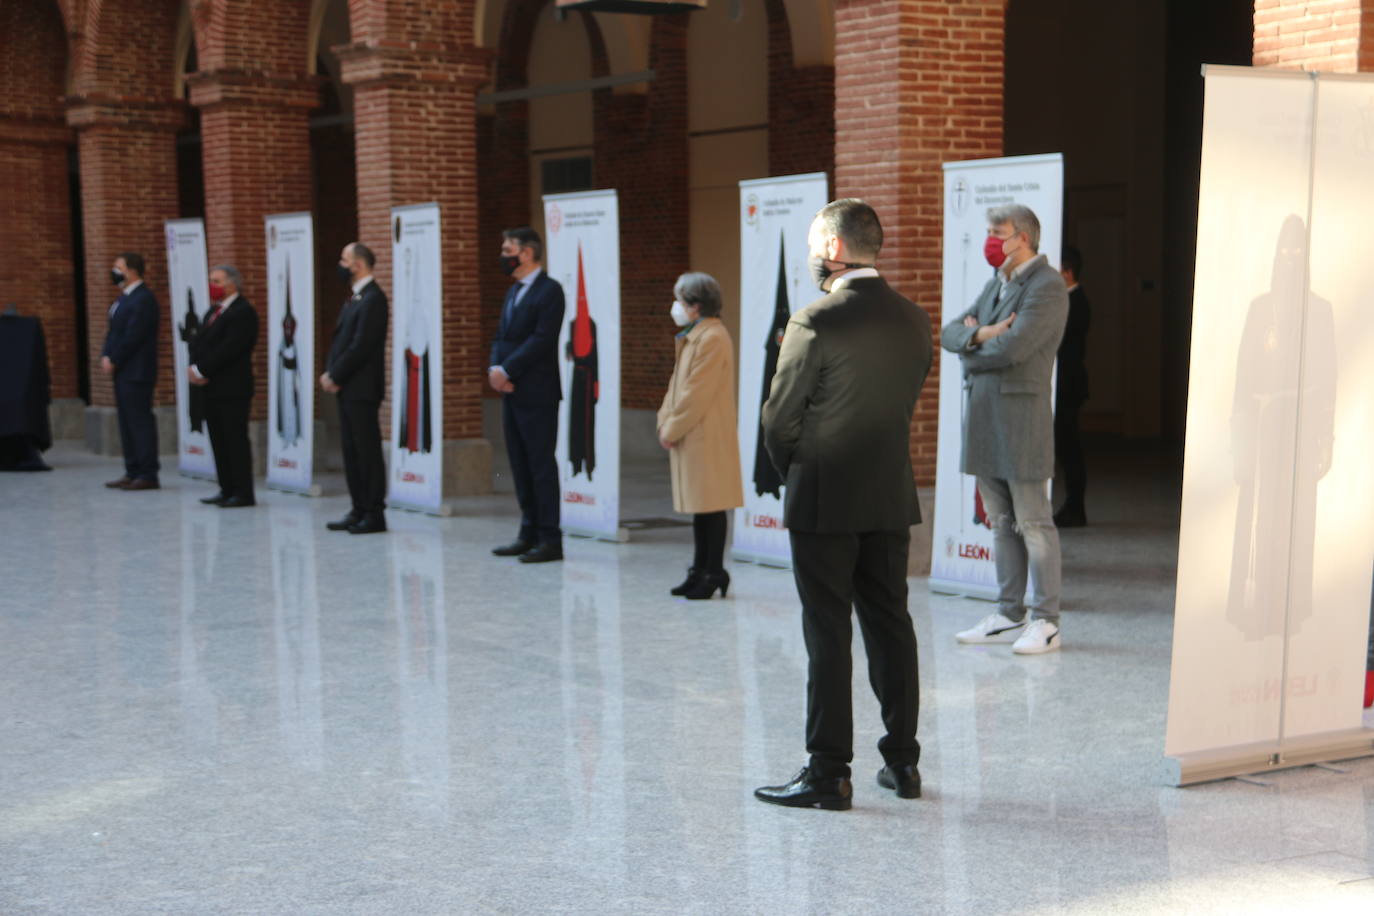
xmin=930 ymin=154 xmax=1063 ymax=598
xmin=544 ymin=189 xmax=624 ymax=542
xmin=1164 ymin=66 xmax=1374 ymax=786
xmin=165 ymin=218 xmax=215 ymax=478
xmin=388 ymin=203 xmax=445 ymax=514
xmin=265 ymin=212 xmax=318 ymax=495
xmin=732 ymin=172 xmax=829 ymax=568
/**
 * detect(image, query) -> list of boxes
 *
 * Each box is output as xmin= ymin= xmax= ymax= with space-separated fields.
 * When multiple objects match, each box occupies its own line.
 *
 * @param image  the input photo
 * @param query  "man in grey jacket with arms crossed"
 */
xmin=942 ymin=204 xmax=1069 ymax=655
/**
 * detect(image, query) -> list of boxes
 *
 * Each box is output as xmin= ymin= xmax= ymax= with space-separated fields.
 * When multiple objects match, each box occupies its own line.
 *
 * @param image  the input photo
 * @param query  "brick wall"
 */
xmin=765 ymin=0 xmax=835 ymax=180
xmin=1 ymin=0 xmax=78 ymax=399
xmin=1254 ymin=0 xmax=1362 ymax=70
xmin=833 ymin=0 xmax=1005 ymax=485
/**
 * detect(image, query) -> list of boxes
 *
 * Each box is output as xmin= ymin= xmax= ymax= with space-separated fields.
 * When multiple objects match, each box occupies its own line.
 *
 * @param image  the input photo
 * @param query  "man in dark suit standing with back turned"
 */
xmin=188 ymin=264 xmax=259 ymax=508
xmin=489 ymin=227 xmax=566 ymax=564
xmin=321 ymin=242 xmax=388 ymax=535
xmin=754 ymin=199 xmax=933 ymax=810
xmin=102 ymin=252 xmax=161 ymax=490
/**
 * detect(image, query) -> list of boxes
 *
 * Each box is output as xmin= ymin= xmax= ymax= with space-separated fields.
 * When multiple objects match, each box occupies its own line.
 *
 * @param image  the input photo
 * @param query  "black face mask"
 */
xmin=111 ymin=268 xmax=125 ymax=286
xmin=336 ymin=264 xmax=355 ymax=287
xmin=808 ymin=254 xmax=869 ymax=290
xmin=499 ymin=254 xmax=521 ymax=277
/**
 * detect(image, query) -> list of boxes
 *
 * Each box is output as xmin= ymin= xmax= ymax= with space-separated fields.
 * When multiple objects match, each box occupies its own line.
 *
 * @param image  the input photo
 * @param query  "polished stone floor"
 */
xmin=3 ymin=443 xmax=1374 ymax=915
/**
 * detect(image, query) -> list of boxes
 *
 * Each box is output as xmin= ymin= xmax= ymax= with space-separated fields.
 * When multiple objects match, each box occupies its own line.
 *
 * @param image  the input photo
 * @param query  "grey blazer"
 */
xmin=940 ymin=256 xmax=1068 ymax=481
xmin=762 ymin=276 xmax=933 ymax=533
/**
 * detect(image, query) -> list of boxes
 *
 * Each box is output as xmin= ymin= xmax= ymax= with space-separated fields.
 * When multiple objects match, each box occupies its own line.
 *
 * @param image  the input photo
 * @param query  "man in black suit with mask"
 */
xmin=101 ymin=252 xmax=161 ymax=491
xmin=188 ymin=264 xmax=259 ymax=507
xmin=489 ymin=227 xmax=566 ymax=564
xmin=321 ymin=242 xmax=388 ymax=534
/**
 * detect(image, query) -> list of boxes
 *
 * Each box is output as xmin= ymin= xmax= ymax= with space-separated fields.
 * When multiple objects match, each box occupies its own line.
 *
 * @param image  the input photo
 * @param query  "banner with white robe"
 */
xmin=165 ymin=219 xmax=215 ymax=478
xmin=732 ymin=173 xmax=829 ymax=568
xmin=388 ymin=203 xmax=444 ymax=514
xmin=265 ymin=212 xmax=316 ymax=494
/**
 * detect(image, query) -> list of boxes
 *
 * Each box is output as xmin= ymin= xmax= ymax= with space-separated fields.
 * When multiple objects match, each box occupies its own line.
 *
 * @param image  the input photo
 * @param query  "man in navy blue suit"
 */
xmin=489 ymin=227 xmax=566 ymax=563
xmin=101 ymin=252 xmax=161 ymax=490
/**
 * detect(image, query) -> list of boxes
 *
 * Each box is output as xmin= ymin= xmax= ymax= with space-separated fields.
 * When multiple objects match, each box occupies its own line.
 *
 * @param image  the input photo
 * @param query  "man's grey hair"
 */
xmin=673 ymin=271 xmax=723 ymax=318
xmin=212 ymin=264 xmax=243 ymax=291
xmin=987 ymin=204 xmax=1041 ymax=253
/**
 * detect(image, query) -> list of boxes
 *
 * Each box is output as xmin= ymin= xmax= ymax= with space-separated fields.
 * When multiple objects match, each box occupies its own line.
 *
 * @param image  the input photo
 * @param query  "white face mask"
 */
xmin=670 ymin=300 xmax=691 ymax=327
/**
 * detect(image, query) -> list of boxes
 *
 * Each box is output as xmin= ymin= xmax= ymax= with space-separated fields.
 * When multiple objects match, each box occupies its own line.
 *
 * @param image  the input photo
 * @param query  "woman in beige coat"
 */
xmin=657 ymin=272 xmax=745 ymax=599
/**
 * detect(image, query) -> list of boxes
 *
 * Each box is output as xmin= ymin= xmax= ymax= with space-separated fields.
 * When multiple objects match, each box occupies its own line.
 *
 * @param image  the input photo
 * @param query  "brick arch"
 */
xmin=3 ymin=0 xmax=69 ymax=118
xmin=69 ymin=0 xmax=183 ymax=101
xmin=494 ymin=0 xmax=552 ymax=89
xmin=764 ymin=0 xmax=833 ymax=178
xmin=193 ymin=0 xmax=313 ymax=75
xmin=779 ymin=0 xmax=833 ymax=67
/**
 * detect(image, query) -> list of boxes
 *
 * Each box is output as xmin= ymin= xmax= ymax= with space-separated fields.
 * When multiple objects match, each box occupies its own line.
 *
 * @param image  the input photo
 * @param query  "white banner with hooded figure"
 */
xmin=732 ymin=172 xmax=829 ymax=568
xmin=1164 ymin=67 xmax=1374 ymax=785
xmin=930 ymin=154 xmax=1063 ymax=598
xmin=388 ymin=203 xmax=444 ymax=514
xmin=544 ymin=190 xmax=622 ymax=541
xmin=165 ymin=218 xmax=215 ymax=478
xmin=265 ymin=212 xmax=316 ymax=494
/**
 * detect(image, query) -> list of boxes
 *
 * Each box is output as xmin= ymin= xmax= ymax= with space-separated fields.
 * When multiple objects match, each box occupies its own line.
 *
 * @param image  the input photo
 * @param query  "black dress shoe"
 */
xmin=200 ymin=493 xmax=229 ymax=505
xmin=124 ymin=478 xmax=160 ymax=491
xmin=754 ymin=768 xmax=853 ymax=810
xmin=518 ymin=542 xmax=564 ymax=564
xmin=670 ymin=567 xmax=701 ymax=596
xmin=327 ymin=513 xmax=361 ymax=531
xmin=682 ymin=569 xmax=729 ymax=600
xmin=492 ymin=539 xmax=534 ymax=557
xmin=877 ymin=763 xmax=922 ymax=799
xmin=219 ymin=495 xmax=256 ymax=508
xmin=105 ymin=476 xmax=133 ymax=489
xmin=347 ymin=515 xmax=387 ymax=535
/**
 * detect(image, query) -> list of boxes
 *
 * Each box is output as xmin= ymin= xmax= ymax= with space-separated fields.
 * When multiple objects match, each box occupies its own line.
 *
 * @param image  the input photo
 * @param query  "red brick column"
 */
xmin=338 ymin=2 xmax=492 ymax=492
xmin=1 ymin=0 xmax=77 ymax=403
xmin=66 ymin=102 xmax=186 ymax=413
xmin=189 ymin=74 xmax=317 ymax=416
xmin=833 ymin=0 xmax=1005 ymax=485
xmin=1254 ymin=0 xmax=1361 ymax=70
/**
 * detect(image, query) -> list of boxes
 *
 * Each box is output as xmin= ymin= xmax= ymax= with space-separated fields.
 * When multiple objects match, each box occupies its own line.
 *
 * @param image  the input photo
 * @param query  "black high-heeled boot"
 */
xmin=670 ymin=566 xmax=701 ymax=596
xmin=683 ymin=569 xmax=730 ymax=600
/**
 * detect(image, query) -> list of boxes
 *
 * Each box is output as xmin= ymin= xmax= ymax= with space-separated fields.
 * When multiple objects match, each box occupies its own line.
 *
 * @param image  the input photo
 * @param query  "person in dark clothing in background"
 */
xmin=1054 ymin=246 xmax=1091 ymax=528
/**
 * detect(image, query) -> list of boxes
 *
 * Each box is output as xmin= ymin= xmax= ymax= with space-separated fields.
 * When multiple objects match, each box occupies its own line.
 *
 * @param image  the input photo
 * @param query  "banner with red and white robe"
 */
xmin=388 ymin=203 xmax=444 ymax=514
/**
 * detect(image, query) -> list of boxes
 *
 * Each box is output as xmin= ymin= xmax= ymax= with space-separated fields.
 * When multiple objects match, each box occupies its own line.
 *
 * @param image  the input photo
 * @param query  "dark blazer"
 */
xmin=327 ymin=278 xmax=389 ymax=402
xmin=762 ymin=275 xmax=933 ymax=533
xmin=1055 ymin=285 xmax=1091 ymax=409
xmin=102 ymin=283 xmax=159 ymax=384
xmin=192 ymin=296 xmax=259 ymax=401
xmin=490 ymin=270 xmax=565 ymax=407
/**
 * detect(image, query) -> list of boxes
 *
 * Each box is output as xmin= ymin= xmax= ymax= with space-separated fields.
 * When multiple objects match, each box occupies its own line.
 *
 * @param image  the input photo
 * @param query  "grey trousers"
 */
xmin=977 ymin=476 xmax=1062 ymax=624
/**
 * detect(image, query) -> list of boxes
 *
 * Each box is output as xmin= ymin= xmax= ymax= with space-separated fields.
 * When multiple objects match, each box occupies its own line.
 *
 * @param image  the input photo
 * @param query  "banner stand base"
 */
xmin=568 ymin=526 xmax=630 ymax=544
xmin=928 ymin=577 xmax=1000 ymax=601
xmin=266 ymin=482 xmax=323 ymax=498
xmin=729 ymin=549 xmax=791 ymax=571
xmin=1164 ymin=727 xmax=1374 ymax=787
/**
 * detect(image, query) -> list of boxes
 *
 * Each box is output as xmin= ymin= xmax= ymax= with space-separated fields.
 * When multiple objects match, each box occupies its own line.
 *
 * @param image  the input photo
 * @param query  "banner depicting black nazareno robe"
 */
xmin=567 ymin=243 xmax=599 ymax=481
xmin=164 ymin=218 xmax=215 ymax=478
xmin=733 ymin=173 xmax=828 ymax=567
xmin=265 ymin=212 xmax=317 ymax=494
xmin=545 ymin=188 xmax=622 ymax=541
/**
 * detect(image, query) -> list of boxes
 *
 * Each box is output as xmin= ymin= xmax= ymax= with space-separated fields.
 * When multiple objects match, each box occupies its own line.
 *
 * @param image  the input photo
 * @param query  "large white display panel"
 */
xmin=1164 ymin=66 xmax=1374 ymax=785
xmin=165 ymin=219 xmax=215 ymax=478
xmin=265 ymin=212 xmax=318 ymax=495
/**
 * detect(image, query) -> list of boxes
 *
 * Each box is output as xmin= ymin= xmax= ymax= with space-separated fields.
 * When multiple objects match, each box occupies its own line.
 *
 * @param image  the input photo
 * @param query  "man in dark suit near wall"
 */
xmin=101 ymin=252 xmax=161 ymax=491
xmin=1054 ymin=246 xmax=1091 ymax=527
xmin=188 ymin=265 xmax=259 ymax=508
xmin=321 ymin=242 xmax=388 ymax=535
xmin=489 ymin=227 xmax=566 ymax=564
xmin=754 ymin=199 xmax=933 ymax=810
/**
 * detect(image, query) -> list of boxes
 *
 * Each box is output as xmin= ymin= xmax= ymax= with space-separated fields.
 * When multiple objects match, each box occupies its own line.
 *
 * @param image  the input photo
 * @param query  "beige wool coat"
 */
xmin=656 ymin=317 xmax=745 ymax=514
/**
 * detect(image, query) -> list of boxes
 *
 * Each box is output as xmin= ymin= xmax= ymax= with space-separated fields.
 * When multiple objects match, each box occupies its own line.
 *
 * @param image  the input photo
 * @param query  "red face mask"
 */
xmin=208 ymin=282 xmax=226 ymax=302
xmin=983 ymin=234 xmax=1008 ymax=269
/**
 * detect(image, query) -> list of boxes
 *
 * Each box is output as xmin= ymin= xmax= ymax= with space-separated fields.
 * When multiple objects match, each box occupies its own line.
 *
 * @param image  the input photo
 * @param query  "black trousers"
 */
xmin=692 ymin=511 xmax=727 ymax=573
xmin=503 ymin=399 xmax=560 ymax=545
xmin=205 ymin=397 xmax=254 ymax=500
xmin=115 ymin=379 xmax=159 ymax=481
xmin=789 ymin=528 xmax=920 ymax=779
xmin=338 ymin=396 xmax=385 ymax=516
xmin=1054 ymin=404 xmax=1086 ymax=512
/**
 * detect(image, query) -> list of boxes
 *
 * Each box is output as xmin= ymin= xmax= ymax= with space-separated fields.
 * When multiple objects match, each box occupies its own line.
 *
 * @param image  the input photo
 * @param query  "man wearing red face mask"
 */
xmin=941 ymin=205 xmax=1069 ymax=655
xmin=188 ymin=265 xmax=259 ymax=507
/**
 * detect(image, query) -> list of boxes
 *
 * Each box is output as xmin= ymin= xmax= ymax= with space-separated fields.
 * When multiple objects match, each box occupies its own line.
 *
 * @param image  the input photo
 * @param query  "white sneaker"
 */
xmin=955 ymin=613 xmax=1026 ymax=644
xmin=1012 ymin=619 xmax=1061 ymax=655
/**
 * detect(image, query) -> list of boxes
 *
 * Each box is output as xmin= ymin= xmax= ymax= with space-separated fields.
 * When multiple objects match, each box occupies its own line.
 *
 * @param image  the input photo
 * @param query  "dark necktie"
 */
xmin=501 ymin=284 xmax=518 ymax=327
xmin=206 ymin=305 xmax=222 ymax=326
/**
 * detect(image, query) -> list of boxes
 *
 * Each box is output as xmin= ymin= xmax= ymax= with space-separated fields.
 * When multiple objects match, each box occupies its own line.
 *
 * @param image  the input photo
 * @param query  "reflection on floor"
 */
xmin=3 ymin=443 xmax=1373 ymax=914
